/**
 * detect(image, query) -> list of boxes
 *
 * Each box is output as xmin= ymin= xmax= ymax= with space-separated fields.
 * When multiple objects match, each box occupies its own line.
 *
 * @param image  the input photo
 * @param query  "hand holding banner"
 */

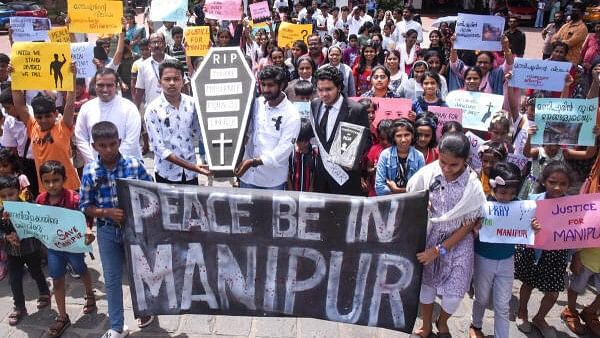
xmin=480 ymin=200 xmax=537 ymax=245
xmin=205 ymin=0 xmax=243 ymax=21
xmin=534 ymin=193 xmax=600 ymax=250
xmin=532 ymin=98 xmax=598 ymax=146
xmin=184 ymin=26 xmax=211 ymax=56
xmin=3 ymin=201 xmax=92 ymax=253
xmin=455 ymin=13 xmax=505 ymax=51
xmin=278 ymin=22 xmax=312 ymax=48
xmin=68 ymin=0 xmax=123 ymax=34
xmin=510 ymin=58 xmax=571 ymax=92
xmin=11 ymin=42 xmax=73 ymax=91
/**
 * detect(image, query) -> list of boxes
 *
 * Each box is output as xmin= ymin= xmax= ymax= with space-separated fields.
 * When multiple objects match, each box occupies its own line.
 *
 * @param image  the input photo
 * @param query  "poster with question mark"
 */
xmin=277 ymin=22 xmax=312 ymax=48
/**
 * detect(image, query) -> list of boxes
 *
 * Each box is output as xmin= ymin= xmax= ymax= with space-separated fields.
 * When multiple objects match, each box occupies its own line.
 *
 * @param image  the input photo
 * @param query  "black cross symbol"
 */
xmin=272 ymin=116 xmax=282 ymax=131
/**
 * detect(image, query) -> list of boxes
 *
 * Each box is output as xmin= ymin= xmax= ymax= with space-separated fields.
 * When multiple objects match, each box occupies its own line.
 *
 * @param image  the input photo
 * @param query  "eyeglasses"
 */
xmin=34 ymin=132 xmax=54 ymax=145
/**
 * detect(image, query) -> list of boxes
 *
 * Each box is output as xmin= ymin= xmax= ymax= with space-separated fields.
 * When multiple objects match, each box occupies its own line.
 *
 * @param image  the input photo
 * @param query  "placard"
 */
xmin=205 ymin=0 xmax=243 ymax=21
xmin=532 ymin=98 xmax=598 ymax=146
xmin=149 ymin=0 xmax=188 ymax=22
xmin=117 ymin=179 xmax=428 ymax=333
xmin=533 ymin=193 xmax=600 ymax=250
xmin=446 ymin=90 xmax=504 ymax=131
xmin=507 ymin=153 xmax=529 ymax=171
xmin=454 ymin=13 xmax=505 ymax=51
xmin=68 ymin=0 xmax=123 ymax=34
xmin=465 ymin=131 xmax=484 ymax=172
xmin=277 ymin=22 xmax=312 ymax=48
xmin=510 ymin=58 xmax=571 ymax=92
xmin=3 ymin=201 xmax=92 ymax=253
xmin=428 ymin=106 xmax=463 ymax=140
xmin=184 ymin=26 xmax=211 ymax=56
xmin=9 ymin=17 xmax=51 ymax=42
xmin=11 ymin=42 xmax=73 ymax=91
xmin=329 ymin=122 xmax=369 ymax=171
xmin=49 ymin=27 xmax=70 ymax=42
xmin=294 ymin=101 xmax=311 ymax=119
xmin=71 ymin=42 xmax=95 ymax=78
xmin=249 ymin=1 xmax=271 ymax=23
xmin=349 ymin=97 xmax=411 ymax=128
xmin=480 ymin=200 xmax=536 ymax=245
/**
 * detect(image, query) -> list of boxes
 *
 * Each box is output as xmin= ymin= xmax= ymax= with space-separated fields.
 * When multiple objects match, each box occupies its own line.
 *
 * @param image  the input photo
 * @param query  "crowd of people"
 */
xmin=0 ymin=0 xmax=599 ymax=337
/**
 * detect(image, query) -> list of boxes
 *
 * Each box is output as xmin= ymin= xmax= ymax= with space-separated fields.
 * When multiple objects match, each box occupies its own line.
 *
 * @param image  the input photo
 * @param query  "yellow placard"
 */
xmin=67 ymin=0 xmax=122 ymax=34
xmin=277 ymin=22 xmax=312 ymax=48
xmin=11 ymin=42 xmax=73 ymax=91
xmin=184 ymin=26 xmax=211 ymax=57
xmin=49 ymin=27 xmax=70 ymax=42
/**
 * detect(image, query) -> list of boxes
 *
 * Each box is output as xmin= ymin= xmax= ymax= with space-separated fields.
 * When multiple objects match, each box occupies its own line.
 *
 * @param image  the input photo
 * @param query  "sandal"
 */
xmin=8 ymin=307 xmax=27 ymax=326
xmin=47 ymin=315 xmax=71 ymax=338
xmin=83 ymin=294 xmax=97 ymax=314
xmin=37 ymin=293 xmax=51 ymax=309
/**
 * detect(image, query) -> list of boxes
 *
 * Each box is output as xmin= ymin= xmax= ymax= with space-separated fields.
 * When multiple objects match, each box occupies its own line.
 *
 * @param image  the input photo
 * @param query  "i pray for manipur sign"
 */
xmin=117 ymin=179 xmax=428 ymax=333
xmin=11 ymin=42 xmax=73 ymax=91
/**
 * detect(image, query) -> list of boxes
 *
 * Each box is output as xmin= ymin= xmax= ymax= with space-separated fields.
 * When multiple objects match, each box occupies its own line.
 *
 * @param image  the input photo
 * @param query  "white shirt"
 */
xmin=145 ymin=93 xmax=201 ymax=181
xmin=241 ymin=95 xmax=300 ymax=187
xmin=74 ymin=96 xmax=142 ymax=164
xmin=1 ymin=113 xmax=33 ymax=159
xmin=392 ymin=19 xmax=423 ymax=45
xmin=273 ymin=0 xmax=288 ymax=10
xmin=156 ymin=26 xmax=174 ymax=46
xmin=135 ymin=54 xmax=176 ymax=106
xmin=327 ymin=16 xmax=345 ymax=35
xmin=347 ymin=16 xmax=365 ymax=36
xmin=319 ymin=94 xmax=343 ymax=140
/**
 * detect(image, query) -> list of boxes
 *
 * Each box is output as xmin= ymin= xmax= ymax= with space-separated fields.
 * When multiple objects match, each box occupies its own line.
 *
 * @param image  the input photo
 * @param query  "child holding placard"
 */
xmin=515 ymin=161 xmax=574 ymax=337
xmin=469 ymin=162 xmax=541 ymax=338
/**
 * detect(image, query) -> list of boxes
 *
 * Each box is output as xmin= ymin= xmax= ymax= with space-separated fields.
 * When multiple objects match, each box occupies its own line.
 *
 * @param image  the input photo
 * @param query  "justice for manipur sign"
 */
xmin=117 ymin=179 xmax=428 ymax=333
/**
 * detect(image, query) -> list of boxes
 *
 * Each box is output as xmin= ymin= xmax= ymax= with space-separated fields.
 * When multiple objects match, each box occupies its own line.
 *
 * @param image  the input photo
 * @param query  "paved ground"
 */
xmin=0 ymin=11 xmax=598 ymax=338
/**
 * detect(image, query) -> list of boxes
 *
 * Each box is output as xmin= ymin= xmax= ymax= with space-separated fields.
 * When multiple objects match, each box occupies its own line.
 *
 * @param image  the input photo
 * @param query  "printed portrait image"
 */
xmin=482 ymin=23 xmax=502 ymax=41
xmin=543 ymin=122 xmax=582 ymax=145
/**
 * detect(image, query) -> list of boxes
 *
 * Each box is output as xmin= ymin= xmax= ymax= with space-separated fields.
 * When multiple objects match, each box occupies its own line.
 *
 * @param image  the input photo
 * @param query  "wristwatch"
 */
xmin=436 ymin=244 xmax=447 ymax=257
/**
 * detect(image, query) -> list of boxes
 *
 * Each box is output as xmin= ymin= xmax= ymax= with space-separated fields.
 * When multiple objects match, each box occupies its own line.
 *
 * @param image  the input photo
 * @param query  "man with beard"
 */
xmin=234 ymin=66 xmax=300 ymax=190
xmin=75 ymin=68 xmax=142 ymax=166
xmin=542 ymin=11 xmax=565 ymax=59
xmin=392 ymin=6 xmax=423 ymax=46
xmin=552 ymin=4 xmax=589 ymax=65
xmin=307 ymin=35 xmax=326 ymax=68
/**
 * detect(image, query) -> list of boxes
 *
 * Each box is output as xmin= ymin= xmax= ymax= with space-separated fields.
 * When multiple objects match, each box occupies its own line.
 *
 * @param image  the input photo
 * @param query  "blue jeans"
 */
xmin=97 ymin=225 xmax=125 ymax=332
xmin=535 ymin=9 xmax=545 ymax=27
xmin=240 ymin=181 xmax=286 ymax=190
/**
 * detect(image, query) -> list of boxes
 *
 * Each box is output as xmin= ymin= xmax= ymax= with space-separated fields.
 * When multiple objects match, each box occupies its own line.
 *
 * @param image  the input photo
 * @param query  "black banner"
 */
xmin=117 ymin=180 xmax=428 ymax=333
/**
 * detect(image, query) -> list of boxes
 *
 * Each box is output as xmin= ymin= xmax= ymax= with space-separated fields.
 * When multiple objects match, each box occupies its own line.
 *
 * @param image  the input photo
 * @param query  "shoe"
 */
xmin=100 ymin=325 xmax=129 ymax=338
xmin=137 ymin=315 xmax=154 ymax=328
xmin=516 ymin=317 xmax=532 ymax=333
xmin=561 ymin=307 xmax=586 ymax=335
xmin=581 ymin=307 xmax=600 ymax=336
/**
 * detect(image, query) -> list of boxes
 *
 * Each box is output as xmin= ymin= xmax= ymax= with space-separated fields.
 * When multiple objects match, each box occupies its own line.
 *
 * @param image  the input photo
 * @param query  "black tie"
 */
xmin=320 ymin=105 xmax=331 ymax=137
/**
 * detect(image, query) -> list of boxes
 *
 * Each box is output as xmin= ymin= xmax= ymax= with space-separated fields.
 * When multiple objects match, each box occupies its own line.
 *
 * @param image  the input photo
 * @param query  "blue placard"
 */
xmin=532 ymin=98 xmax=598 ymax=146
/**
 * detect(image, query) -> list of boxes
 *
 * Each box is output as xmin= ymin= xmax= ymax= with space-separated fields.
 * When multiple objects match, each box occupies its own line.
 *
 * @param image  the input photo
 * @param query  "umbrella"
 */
xmin=431 ymin=16 xmax=457 ymax=28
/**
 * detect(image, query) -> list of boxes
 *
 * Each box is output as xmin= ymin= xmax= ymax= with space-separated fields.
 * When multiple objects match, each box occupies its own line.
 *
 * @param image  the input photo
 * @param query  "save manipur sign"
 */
xmin=117 ymin=179 xmax=428 ymax=333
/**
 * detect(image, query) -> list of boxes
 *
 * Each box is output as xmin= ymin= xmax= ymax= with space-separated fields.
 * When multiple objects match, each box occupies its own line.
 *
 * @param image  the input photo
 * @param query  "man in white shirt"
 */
xmin=234 ymin=66 xmax=300 ymax=190
xmin=314 ymin=3 xmax=330 ymax=38
xmin=134 ymin=33 xmax=176 ymax=112
xmin=392 ymin=6 xmax=423 ymax=46
xmin=156 ymin=21 xmax=175 ymax=47
xmin=273 ymin=0 xmax=288 ymax=11
xmin=326 ymin=6 xmax=345 ymax=35
xmin=347 ymin=5 xmax=366 ymax=36
xmin=145 ymin=60 xmax=209 ymax=184
xmin=75 ymin=68 xmax=142 ymax=165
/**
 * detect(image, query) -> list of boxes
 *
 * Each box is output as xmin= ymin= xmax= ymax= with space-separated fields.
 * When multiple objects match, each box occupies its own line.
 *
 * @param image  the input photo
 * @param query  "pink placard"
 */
xmin=533 ymin=193 xmax=600 ymax=250
xmin=249 ymin=1 xmax=271 ymax=23
xmin=205 ymin=0 xmax=242 ymax=21
xmin=349 ymin=97 xmax=411 ymax=128
xmin=428 ymin=106 xmax=463 ymax=140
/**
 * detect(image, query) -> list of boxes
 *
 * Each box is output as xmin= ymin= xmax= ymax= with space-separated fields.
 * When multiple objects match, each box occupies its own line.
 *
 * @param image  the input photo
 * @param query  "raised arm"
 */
xmin=61 ymin=63 xmax=77 ymax=129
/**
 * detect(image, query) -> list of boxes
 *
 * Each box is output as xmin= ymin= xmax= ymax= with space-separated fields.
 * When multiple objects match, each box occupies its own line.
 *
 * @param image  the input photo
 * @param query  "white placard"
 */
xmin=10 ymin=17 xmax=51 ymax=42
xmin=70 ymin=42 xmax=95 ymax=78
xmin=204 ymin=82 xmax=243 ymax=96
xmin=454 ymin=13 xmax=505 ymax=51
xmin=480 ymin=200 xmax=537 ymax=245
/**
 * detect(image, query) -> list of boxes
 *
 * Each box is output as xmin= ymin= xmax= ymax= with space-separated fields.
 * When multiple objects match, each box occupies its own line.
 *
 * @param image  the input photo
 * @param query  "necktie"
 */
xmin=320 ymin=105 xmax=331 ymax=138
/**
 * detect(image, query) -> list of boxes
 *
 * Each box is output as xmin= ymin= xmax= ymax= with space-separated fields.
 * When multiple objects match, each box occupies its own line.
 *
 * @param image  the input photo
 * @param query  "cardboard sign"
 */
xmin=71 ymin=42 xmax=95 ymax=78
xmin=510 ymin=58 xmax=571 ymax=92
xmin=249 ymin=1 xmax=271 ymax=23
xmin=185 ymin=26 xmax=211 ymax=56
xmin=532 ymin=98 xmax=598 ymax=146
xmin=68 ymin=0 xmax=123 ymax=34
xmin=507 ymin=153 xmax=529 ymax=171
xmin=349 ymin=97 xmax=411 ymax=128
xmin=480 ymin=200 xmax=536 ymax=245
xmin=49 ymin=27 xmax=70 ymax=42
xmin=9 ymin=17 xmax=51 ymax=42
xmin=277 ymin=22 xmax=312 ymax=48
xmin=534 ymin=193 xmax=600 ymax=250
xmin=454 ymin=13 xmax=505 ymax=51
xmin=465 ymin=131 xmax=484 ymax=172
xmin=11 ymin=42 xmax=73 ymax=91
xmin=428 ymin=106 xmax=463 ymax=140
xmin=149 ymin=0 xmax=188 ymax=22
xmin=205 ymin=0 xmax=243 ymax=21
xmin=329 ymin=122 xmax=369 ymax=171
xmin=294 ymin=101 xmax=311 ymax=119
xmin=191 ymin=48 xmax=255 ymax=174
xmin=117 ymin=179 xmax=428 ymax=333
xmin=446 ymin=90 xmax=504 ymax=131
xmin=3 ymin=201 xmax=92 ymax=253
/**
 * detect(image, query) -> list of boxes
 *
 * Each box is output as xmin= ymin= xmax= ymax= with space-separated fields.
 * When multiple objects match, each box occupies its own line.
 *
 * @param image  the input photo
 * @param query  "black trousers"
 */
xmin=155 ymin=172 xmax=199 ymax=186
xmin=21 ymin=158 xmax=39 ymax=198
xmin=8 ymin=250 xmax=50 ymax=309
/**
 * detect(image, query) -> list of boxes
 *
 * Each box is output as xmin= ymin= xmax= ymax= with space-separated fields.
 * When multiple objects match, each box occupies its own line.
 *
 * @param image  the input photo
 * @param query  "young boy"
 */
xmin=343 ymin=34 xmax=360 ymax=66
xmin=287 ymin=119 xmax=317 ymax=192
xmin=167 ymin=26 xmax=188 ymax=75
xmin=12 ymin=63 xmax=80 ymax=193
xmin=292 ymin=80 xmax=314 ymax=118
xmin=0 ymin=175 xmax=51 ymax=326
xmin=37 ymin=160 xmax=96 ymax=338
xmin=79 ymin=121 xmax=153 ymax=338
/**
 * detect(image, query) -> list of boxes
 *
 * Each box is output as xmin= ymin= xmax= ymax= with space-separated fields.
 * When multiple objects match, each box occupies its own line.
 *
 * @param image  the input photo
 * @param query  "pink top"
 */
xmin=581 ymin=34 xmax=600 ymax=66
